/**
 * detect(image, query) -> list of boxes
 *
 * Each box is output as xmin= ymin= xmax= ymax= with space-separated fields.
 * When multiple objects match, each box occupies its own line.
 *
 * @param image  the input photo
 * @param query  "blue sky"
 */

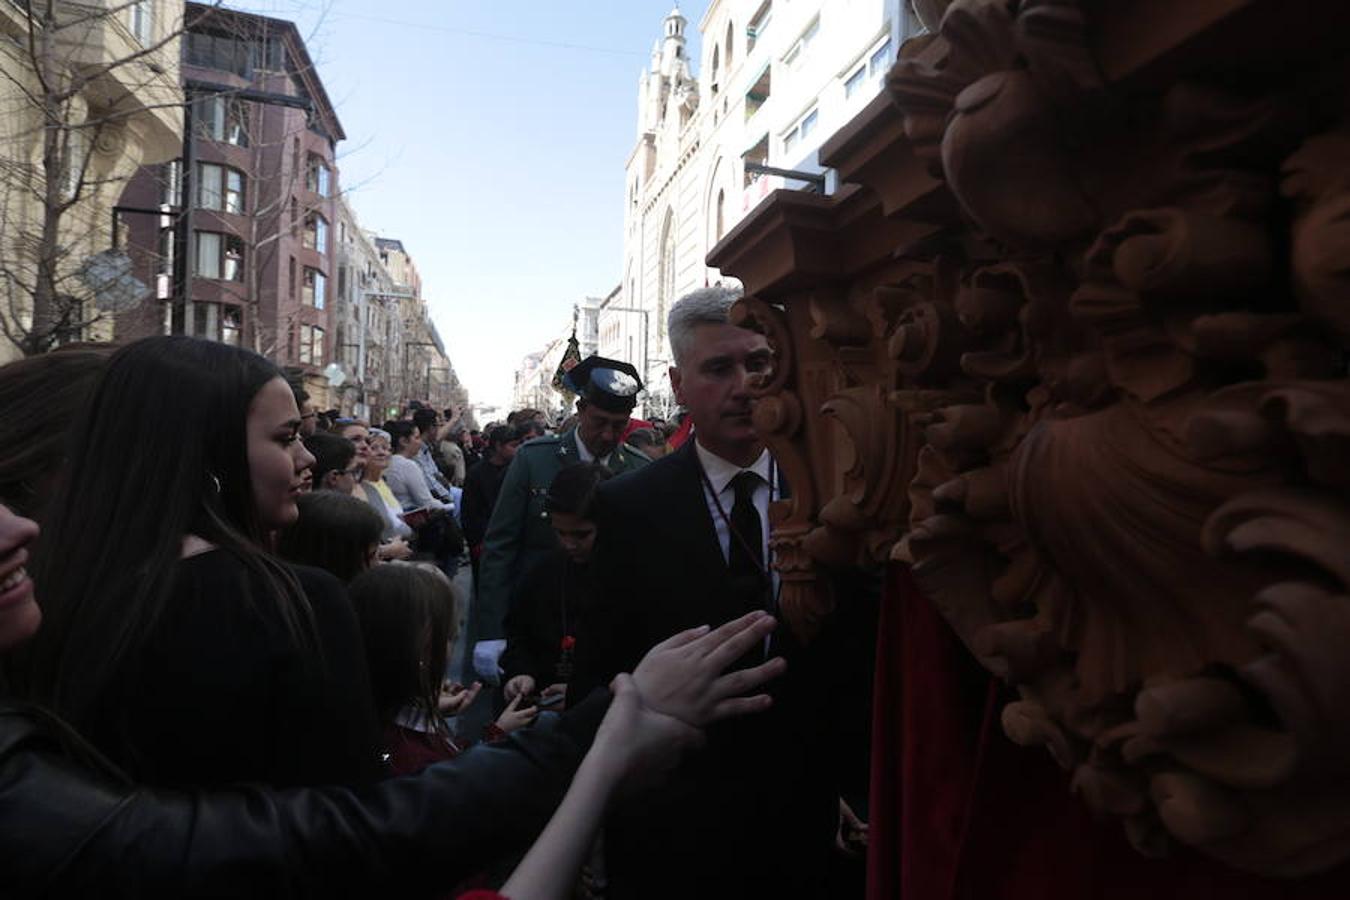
xmin=232 ymin=1 xmax=711 ymax=412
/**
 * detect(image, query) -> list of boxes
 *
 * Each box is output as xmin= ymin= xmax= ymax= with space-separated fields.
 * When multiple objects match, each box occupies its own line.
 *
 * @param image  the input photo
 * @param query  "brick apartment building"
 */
xmin=118 ymin=2 xmax=343 ymax=402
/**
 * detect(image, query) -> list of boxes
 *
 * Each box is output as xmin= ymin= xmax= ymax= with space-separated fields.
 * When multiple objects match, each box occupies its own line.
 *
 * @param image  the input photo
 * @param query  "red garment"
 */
xmin=384 ymin=724 xmax=457 ymax=777
xmin=667 ymin=416 xmax=692 ymax=450
xmin=621 ymin=418 xmax=651 ymax=441
xmin=454 ymin=893 xmax=507 ymax=900
xmin=866 ymin=564 xmax=1350 ymax=899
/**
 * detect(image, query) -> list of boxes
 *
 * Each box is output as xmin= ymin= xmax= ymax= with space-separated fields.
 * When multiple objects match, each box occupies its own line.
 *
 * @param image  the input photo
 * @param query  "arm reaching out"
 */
xmin=631 ymin=610 xmax=785 ymax=726
xmin=499 ymin=611 xmax=785 ymax=900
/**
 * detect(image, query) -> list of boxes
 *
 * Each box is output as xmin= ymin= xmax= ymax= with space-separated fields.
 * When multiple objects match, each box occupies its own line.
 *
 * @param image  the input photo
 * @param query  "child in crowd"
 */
xmin=277 ymin=491 xmax=386 ymax=583
xmin=349 ymin=563 xmax=538 ymax=776
xmin=502 ymin=463 xmax=611 ymax=711
xmin=303 ymin=431 xmax=364 ymax=494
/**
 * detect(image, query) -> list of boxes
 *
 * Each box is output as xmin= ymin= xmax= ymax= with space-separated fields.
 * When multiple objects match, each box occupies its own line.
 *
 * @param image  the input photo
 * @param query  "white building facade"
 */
xmin=611 ymin=0 xmax=917 ymax=414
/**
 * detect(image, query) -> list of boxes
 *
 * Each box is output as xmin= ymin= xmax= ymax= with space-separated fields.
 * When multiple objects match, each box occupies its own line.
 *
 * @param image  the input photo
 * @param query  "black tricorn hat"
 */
xmin=564 ymin=355 xmax=643 ymax=413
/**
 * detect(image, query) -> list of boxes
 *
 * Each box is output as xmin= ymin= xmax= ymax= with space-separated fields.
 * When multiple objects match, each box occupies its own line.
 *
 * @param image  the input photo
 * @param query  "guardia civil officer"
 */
xmin=468 ymin=357 xmax=651 ymax=683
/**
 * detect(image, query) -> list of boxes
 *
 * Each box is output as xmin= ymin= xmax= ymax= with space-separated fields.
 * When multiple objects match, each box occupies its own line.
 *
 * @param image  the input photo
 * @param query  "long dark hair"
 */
xmin=277 ymin=491 xmax=384 ymax=583
xmin=26 ymin=336 xmax=315 ymax=731
xmin=348 ymin=564 xmax=455 ymax=735
xmin=0 ymin=345 xmax=112 ymax=520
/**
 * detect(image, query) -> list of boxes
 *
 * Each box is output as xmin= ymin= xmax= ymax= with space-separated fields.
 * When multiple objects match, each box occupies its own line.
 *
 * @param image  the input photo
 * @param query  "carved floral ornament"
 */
xmin=726 ymin=0 xmax=1350 ymax=878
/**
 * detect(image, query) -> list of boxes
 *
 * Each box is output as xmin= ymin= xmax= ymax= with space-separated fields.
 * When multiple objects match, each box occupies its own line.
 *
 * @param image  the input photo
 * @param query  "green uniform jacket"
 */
xmin=471 ymin=429 xmax=650 ymax=647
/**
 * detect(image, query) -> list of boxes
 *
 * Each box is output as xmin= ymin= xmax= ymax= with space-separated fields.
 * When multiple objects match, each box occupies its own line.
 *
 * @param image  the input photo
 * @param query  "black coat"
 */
xmin=501 ymin=549 xmax=591 ymax=689
xmin=570 ymin=440 xmax=845 ymax=900
xmin=460 ymin=457 xmax=510 ymax=549
xmin=0 ymin=692 xmax=609 ymax=898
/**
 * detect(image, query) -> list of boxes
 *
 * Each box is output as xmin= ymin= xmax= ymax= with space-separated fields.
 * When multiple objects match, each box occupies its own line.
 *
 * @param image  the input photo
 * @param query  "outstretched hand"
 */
xmin=631 ymin=610 xmax=785 ymax=728
xmin=438 ymin=680 xmax=482 ymax=716
xmin=594 ymin=673 xmax=704 ymax=790
xmin=495 ymin=692 xmax=539 ymax=733
xmin=495 ymin=615 xmax=784 ymax=900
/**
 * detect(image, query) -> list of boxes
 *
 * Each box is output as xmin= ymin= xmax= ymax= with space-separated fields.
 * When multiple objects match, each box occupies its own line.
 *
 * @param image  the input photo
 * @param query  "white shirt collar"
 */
xmin=574 ymin=430 xmax=611 ymax=466
xmin=694 ymin=440 xmax=772 ymax=496
xmin=394 ymin=704 xmax=437 ymax=734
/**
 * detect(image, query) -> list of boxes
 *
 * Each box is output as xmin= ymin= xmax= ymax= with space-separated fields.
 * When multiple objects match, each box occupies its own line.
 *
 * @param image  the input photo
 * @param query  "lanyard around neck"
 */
xmin=696 ymin=455 xmax=776 ymax=580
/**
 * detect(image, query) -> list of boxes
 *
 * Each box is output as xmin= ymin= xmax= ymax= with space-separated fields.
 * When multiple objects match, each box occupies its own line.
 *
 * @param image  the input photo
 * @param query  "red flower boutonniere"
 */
xmin=560 ymin=635 xmax=576 ymax=651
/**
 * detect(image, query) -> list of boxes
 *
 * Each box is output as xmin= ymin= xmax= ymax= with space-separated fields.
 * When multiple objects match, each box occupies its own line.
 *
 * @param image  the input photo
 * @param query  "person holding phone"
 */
xmin=501 ymin=463 xmax=611 ymax=712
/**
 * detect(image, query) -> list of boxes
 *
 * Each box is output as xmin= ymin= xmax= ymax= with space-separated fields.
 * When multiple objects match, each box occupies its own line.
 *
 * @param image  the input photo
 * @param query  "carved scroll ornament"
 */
xmin=722 ymin=0 xmax=1350 ymax=878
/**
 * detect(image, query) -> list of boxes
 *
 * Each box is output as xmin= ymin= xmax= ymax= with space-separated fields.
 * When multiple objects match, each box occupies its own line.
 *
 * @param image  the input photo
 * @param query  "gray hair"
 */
xmin=667 ymin=285 xmax=743 ymax=365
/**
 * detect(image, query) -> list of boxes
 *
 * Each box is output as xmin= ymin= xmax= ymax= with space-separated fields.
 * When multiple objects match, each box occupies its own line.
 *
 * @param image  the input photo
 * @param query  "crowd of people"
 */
xmin=0 ymin=285 xmax=871 ymax=899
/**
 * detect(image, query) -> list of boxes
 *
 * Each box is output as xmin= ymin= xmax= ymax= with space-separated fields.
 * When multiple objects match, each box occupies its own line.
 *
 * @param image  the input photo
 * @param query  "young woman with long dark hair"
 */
xmin=25 ymin=336 xmax=382 ymax=787
xmin=0 ymin=345 xmax=111 ymax=521
xmin=0 ymin=499 xmax=786 ymax=899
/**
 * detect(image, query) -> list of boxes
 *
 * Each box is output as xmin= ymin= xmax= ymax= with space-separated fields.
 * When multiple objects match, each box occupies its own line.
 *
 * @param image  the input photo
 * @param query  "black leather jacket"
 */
xmin=0 ymin=694 xmax=607 ymax=898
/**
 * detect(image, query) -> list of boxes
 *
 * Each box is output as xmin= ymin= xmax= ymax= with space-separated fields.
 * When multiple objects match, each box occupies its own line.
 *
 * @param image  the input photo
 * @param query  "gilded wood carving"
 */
xmin=710 ymin=0 xmax=1350 ymax=877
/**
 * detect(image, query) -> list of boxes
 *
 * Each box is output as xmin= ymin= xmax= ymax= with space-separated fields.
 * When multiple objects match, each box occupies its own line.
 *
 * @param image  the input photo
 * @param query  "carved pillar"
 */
xmin=710 ymin=0 xmax=1350 ymax=877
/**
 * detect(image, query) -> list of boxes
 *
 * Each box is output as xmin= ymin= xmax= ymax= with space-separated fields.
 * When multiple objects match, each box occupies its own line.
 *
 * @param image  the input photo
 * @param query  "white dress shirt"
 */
xmin=694 ymin=441 xmax=773 ymax=565
xmin=573 ymin=430 xmax=612 ymax=467
xmin=694 ymin=440 xmax=781 ymax=632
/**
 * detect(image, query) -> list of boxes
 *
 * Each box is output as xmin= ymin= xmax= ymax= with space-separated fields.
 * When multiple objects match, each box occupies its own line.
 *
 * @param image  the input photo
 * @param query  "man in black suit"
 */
xmin=570 ymin=287 xmax=844 ymax=900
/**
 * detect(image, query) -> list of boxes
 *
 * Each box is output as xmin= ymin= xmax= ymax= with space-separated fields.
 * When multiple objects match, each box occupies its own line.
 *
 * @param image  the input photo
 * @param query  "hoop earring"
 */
xmin=208 ymin=472 xmax=222 ymax=494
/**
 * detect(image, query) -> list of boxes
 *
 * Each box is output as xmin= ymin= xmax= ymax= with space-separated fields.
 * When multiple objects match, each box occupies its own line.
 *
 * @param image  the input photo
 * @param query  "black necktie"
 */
xmin=727 ymin=471 xmax=766 ymax=612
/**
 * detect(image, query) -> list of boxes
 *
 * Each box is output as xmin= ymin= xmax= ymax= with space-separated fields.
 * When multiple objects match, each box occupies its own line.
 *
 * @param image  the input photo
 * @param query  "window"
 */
xmin=161 ymin=159 xmax=181 ymax=207
xmin=129 ymin=0 xmax=152 ymax=45
xmin=185 ymin=32 xmax=251 ymax=77
xmin=288 ymin=256 xmax=296 ymax=300
xmin=222 ymin=305 xmax=241 ymax=345
xmin=742 ymin=135 xmax=769 ymax=187
xmin=253 ymin=38 xmax=287 ymax=72
xmin=783 ymin=107 xmax=818 ymax=157
xmin=725 ymin=20 xmax=735 ymax=69
xmin=299 ymin=324 xmax=325 ymax=365
xmin=744 ymin=66 xmax=771 ymax=121
xmin=746 ymin=1 xmax=771 ymax=53
xmin=189 ymin=302 xmax=241 ymax=346
xmin=801 ymin=108 xmax=819 ymax=140
xmin=710 ymin=45 xmax=720 ymax=97
xmin=303 ymin=268 xmax=326 ymax=309
xmin=194 ymin=231 xmax=244 ymax=282
xmin=197 ymin=163 xmax=244 ymax=214
xmin=844 ymin=64 xmax=866 ymax=98
xmin=657 ymin=210 xmax=675 ymax=341
xmin=783 ymin=17 xmax=819 ymax=68
xmin=303 ymin=212 xmax=328 ymax=254
xmin=194 ymin=94 xmax=248 ymax=146
xmin=716 ymin=189 xmax=726 ymax=241
xmin=156 ymin=227 xmax=175 ymax=299
xmin=869 ymin=37 xmax=893 ymax=77
xmin=306 ymin=155 xmax=330 ymax=197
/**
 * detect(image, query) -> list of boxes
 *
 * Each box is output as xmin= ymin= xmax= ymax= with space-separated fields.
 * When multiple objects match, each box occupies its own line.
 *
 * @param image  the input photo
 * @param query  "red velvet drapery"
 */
xmin=866 ymin=565 xmax=1348 ymax=900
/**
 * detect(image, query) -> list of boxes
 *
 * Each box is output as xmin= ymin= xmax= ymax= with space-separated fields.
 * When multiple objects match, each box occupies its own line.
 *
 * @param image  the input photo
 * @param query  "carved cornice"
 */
xmin=711 ymin=0 xmax=1350 ymax=877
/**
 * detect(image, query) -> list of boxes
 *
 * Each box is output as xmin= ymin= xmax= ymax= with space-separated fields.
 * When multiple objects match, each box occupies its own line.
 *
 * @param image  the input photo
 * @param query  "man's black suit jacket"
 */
xmin=569 ymin=440 xmax=843 ymax=900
